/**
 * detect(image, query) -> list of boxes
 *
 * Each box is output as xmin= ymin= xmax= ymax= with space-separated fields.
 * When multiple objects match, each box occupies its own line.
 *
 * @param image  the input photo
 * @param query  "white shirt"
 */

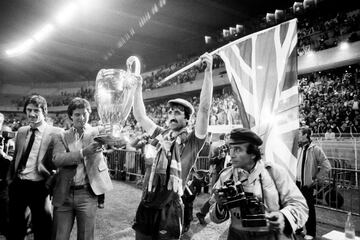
xmin=20 ymin=123 xmax=46 ymax=181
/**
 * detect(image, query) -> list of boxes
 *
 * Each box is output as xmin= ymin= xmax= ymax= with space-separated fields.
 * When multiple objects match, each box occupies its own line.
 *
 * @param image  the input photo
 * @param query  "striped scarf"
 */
xmin=148 ymin=128 xmax=188 ymax=197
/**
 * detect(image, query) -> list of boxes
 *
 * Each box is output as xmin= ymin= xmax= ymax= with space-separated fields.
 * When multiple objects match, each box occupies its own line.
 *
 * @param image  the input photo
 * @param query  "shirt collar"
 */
xmin=72 ymin=123 xmax=90 ymax=131
xmin=233 ymin=160 xmax=264 ymax=184
xmin=33 ymin=121 xmax=46 ymax=133
xmin=71 ymin=124 xmax=90 ymax=135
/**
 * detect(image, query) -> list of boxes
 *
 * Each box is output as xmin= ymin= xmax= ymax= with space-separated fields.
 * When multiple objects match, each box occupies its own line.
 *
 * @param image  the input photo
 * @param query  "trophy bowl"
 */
xmin=94 ymin=56 xmax=141 ymax=147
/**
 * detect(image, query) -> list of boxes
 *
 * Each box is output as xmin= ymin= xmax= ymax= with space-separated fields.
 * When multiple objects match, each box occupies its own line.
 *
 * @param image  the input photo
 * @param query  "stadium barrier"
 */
xmin=105 ymin=143 xmax=360 ymax=215
xmin=314 ymin=157 xmax=360 ymax=216
xmin=106 ymin=150 xmax=144 ymax=181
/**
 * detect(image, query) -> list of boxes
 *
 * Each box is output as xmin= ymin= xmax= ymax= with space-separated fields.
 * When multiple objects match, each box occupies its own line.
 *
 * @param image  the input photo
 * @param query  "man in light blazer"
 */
xmin=7 ymin=95 xmax=62 ymax=240
xmin=51 ymin=97 xmax=113 ymax=240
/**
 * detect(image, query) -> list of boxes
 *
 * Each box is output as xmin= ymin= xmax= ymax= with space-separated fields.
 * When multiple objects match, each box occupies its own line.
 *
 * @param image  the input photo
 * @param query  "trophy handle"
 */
xmin=126 ymin=56 xmax=141 ymax=75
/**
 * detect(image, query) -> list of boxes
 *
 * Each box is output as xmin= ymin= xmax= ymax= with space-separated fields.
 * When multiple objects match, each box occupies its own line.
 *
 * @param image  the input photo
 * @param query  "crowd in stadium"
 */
xmin=2 ymin=7 xmax=360 ymax=138
xmin=2 ymin=61 xmax=359 ymax=138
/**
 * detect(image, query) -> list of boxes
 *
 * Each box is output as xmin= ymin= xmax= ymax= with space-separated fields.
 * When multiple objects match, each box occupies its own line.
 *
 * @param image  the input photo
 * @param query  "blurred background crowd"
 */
xmin=1 ymin=7 xmax=360 ymax=140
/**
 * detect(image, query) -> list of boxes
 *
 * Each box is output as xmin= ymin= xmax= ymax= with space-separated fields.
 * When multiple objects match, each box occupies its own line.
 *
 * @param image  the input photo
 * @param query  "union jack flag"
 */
xmin=218 ymin=19 xmax=299 ymax=179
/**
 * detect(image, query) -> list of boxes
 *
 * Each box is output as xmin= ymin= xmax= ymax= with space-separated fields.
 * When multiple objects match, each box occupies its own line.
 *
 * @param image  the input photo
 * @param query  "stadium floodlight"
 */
xmin=204 ymin=36 xmax=212 ymax=44
xmin=236 ymin=24 xmax=244 ymax=33
xmin=5 ymin=39 xmax=35 ymax=56
xmin=55 ymin=2 xmax=77 ymax=25
xmin=275 ymin=9 xmax=284 ymax=22
xmin=229 ymin=27 xmax=236 ymax=35
xmin=33 ymin=24 xmax=55 ymax=42
xmin=222 ymin=29 xmax=230 ymax=38
xmin=266 ymin=13 xmax=275 ymax=24
xmin=303 ymin=0 xmax=315 ymax=9
xmin=293 ymin=2 xmax=303 ymax=14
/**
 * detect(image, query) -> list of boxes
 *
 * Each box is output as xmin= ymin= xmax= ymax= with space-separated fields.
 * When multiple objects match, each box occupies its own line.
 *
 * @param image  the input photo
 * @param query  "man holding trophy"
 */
xmin=51 ymin=56 xmax=143 ymax=240
xmin=51 ymin=97 xmax=113 ymax=240
xmin=131 ymin=53 xmax=214 ymax=240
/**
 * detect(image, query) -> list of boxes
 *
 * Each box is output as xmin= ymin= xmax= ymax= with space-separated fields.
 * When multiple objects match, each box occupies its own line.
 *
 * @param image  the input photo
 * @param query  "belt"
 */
xmin=70 ymin=184 xmax=90 ymax=190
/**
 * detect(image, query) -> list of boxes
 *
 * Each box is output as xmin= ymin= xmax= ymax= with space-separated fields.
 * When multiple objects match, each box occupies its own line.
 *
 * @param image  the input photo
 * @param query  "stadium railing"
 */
xmin=105 ymin=140 xmax=360 ymax=215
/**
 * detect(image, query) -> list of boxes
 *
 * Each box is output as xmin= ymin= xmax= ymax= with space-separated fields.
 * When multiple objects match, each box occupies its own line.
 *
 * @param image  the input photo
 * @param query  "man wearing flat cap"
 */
xmin=132 ymin=53 xmax=214 ymax=240
xmin=209 ymin=128 xmax=309 ymax=240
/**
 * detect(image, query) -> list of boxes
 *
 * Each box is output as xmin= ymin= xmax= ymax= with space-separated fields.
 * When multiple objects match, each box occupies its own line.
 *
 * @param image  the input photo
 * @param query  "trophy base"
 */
xmin=94 ymin=134 xmax=128 ymax=148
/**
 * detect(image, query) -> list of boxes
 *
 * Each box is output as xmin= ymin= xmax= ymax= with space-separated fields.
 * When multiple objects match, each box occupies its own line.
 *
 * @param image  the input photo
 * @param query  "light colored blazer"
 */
xmin=52 ymin=124 xmax=113 ymax=207
xmin=7 ymin=122 xmax=62 ymax=183
xmin=297 ymin=142 xmax=331 ymax=187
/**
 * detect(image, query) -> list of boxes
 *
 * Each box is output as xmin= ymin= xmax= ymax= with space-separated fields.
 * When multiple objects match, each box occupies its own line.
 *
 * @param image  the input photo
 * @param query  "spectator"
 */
xmin=296 ymin=126 xmax=331 ymax=240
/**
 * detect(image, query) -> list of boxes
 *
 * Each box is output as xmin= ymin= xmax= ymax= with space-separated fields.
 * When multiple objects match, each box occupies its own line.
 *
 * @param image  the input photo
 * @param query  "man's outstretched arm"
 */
xmin=132 ymin=77 xmax=157 ymax=134
xmin=195 ymin=53 xmax=214 ymax=138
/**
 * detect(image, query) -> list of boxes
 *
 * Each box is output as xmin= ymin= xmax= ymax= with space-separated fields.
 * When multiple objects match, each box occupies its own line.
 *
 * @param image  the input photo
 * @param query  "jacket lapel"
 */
xmin=37 ymin=124 xmax=50 ymax=162
xmin=15 ymin=127 xmax=30 ymax=170
xmin=64 ymin=129 xmax=75 ymax=150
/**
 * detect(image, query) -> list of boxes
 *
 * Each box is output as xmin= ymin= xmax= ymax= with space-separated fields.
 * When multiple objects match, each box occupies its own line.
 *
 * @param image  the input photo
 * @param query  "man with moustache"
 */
xmin=7 ymin=95 xmax=62 ymax=240
xmin=51 ymin=97 xmax=113 ymax=240
xmin=131 ymin=53 xmax=214 ymax=240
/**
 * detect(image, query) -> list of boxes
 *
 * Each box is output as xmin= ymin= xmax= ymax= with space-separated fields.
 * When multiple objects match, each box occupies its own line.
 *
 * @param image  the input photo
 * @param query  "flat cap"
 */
xmin=168 ymin=98 xmax=194 ymax=116
xmin=227 ymin=128 xmax=263 ymax=146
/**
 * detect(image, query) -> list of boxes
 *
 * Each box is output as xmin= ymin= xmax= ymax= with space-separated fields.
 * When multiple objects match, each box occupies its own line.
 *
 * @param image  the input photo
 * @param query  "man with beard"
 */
xmin=51 ymin=97 xmax=113 ymax=240
xmin=7 ymin=95 xmax=62 ymax=240
xmin=296 ymin=126 xmax=331 ymax=240
xmin=131 ymin=53 xmax=214 ymax=240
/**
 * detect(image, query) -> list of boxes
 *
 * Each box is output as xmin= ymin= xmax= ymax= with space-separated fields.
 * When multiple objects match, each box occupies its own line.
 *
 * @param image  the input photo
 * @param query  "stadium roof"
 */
xmin=0 ymin=0 xmax=336 ymax=85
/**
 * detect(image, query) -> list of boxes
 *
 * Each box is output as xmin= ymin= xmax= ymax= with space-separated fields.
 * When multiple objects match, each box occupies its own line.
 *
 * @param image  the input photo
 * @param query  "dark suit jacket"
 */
xmin=7 ymin=122 xmax=62 ymax=183
xmin=52 ymin=124 xmax=113 ymax=207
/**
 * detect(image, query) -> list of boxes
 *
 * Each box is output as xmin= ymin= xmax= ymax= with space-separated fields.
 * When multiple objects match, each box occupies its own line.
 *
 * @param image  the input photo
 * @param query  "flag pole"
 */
xmin=158 ymin=42 xmax=231 ymax=86
xmin=157 ymin=19 xmax=297 ymax=86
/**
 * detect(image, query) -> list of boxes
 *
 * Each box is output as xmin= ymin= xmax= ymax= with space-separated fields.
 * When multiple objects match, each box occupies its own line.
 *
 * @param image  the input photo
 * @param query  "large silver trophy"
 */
xmin=94 ymin=56 xmax=141 ymax=146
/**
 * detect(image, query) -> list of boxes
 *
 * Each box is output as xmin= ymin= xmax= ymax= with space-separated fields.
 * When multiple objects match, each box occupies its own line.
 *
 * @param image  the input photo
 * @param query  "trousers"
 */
xmin=8 ymin=178 xmax=52 ymax=240
xmin=52 ymin=187 xmax=98 ymax=240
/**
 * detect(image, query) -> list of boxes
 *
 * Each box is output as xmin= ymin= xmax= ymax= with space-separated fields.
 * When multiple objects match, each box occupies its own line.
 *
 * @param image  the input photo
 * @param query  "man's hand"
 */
xmin=213 ymin=189 xmax=227 ymax=207
xmin=82 ymin=142 xmax=103 ymax=157
xmin=200 ymin=52 xmax=213 ymax=71
xmin=266 ymin=211 xmax=285 ymax=233
xmin=0 ymin=145 xmax=11 ymax=160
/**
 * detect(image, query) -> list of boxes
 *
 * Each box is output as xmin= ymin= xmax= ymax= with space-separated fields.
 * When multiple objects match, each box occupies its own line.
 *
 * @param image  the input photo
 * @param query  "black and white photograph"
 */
xmin=0 ymin=0 xmax=359 ymax=239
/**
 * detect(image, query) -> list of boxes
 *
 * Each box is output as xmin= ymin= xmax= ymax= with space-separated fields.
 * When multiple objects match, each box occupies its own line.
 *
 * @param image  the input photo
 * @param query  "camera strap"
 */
xmin=232 ymin=167 xmax=266 ymax=204
xmin=259 ymin=174 xmax=265 ymax=204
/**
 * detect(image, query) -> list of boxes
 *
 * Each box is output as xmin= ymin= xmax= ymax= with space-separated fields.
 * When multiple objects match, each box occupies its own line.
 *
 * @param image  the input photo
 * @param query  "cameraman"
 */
xmin=210 ymin=128 xmax=308 ymax=240
xmin=0 ymin=114 xmax=15 ymax=238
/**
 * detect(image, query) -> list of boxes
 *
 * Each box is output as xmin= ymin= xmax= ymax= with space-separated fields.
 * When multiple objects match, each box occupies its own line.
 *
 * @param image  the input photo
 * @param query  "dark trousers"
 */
xmin=0 ymin=182 xmax=9 ymax=238
xmin=8 ymin=178 xmax=52 ymax=240
xmin=297 ymin=182 xmax=316 ymax=237
xmin=182 ymin=191 xmax=196 ymax=227
xmin=198 ymin=199 xmax=211 ymax=217
xmin=98 ymin=193 xmax=105 ymax=204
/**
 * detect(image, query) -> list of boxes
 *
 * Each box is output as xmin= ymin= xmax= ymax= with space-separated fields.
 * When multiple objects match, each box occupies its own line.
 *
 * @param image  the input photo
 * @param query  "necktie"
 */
xmin=17 ymin=128 xmax=37 ymax=174
xmin=300 ymin=144 xmax=309 ymax=187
